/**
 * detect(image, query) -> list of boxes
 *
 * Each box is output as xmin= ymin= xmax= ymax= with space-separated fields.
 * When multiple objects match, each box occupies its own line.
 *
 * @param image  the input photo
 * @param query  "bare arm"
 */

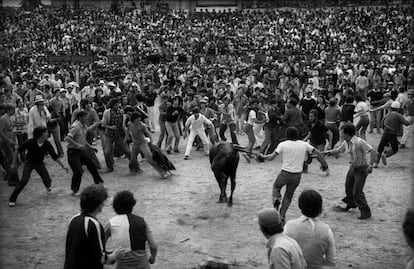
xmin=146 ymin=224 xmax=158 ymax=264
xmin=262 ymin=150 xmax=278 ymax=161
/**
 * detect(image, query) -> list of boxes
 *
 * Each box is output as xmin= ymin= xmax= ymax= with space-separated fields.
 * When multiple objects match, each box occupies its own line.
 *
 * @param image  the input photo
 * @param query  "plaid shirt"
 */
xmin=11 ymin=107 xmax=29 ymax=134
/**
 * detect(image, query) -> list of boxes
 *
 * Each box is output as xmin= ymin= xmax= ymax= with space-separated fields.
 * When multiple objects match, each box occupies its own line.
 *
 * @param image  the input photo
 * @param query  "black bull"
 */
xmin=209 ymin=143 xmax=240 ymax=207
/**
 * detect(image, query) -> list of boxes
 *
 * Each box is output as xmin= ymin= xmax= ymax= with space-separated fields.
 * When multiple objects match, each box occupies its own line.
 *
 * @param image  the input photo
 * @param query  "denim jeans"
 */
xmin=377 ymin=131 xmax=399 ymax=158
xmin=103 ymin=135 xmax=131 ymax=170
xmin=342 ymin=165 xmax=371 ymax=214
xmin=0 ymin=141 xmax=15 ymax=181
xmin=130 ymin=143 xmax=165 ymax=176
xmin=67 ymin=148 xmax=103 ymax=193
xmin=244 ymin=124 xmax=255 ymax=155
xmin=49 ymin=126 xmax=64 ymax=155
xmin=272 ymin=170 xmax=302 ymax=220
xmin=219 ymin=123 xmax=239 ymax=145
xmin=9 ymin=162 xmax=52 ymax=202
xmin=325 ymin=122 xmax=339 ymax=149
xmin=157 ymin=119 xmax=168 ymax=149
xmin=260 ymin=126 xmax=276 ymax=154
xmin=369 ymin=109 xmax=383 ymax=132
xmin=165 ymin=121 xmax=180 ymax=151
xmin=356 ymin=116 xmax=369 ymax=141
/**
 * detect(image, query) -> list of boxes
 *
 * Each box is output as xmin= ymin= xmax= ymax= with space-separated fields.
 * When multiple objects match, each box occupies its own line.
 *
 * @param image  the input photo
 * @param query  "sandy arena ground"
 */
xmin=0 ymin=118 xmax=413 ymax=269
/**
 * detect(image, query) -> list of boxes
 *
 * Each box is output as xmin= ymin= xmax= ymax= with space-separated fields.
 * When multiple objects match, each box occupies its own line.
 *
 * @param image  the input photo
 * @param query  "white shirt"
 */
xmin=354 ymin=101 xmax=370 ymax=120
xmin=246 ymin=110 xmax=256 ymax=125
xmin=185 ymin=114 xmax=211 ymax=131
xmin=285 ymin=216 xmax=337 ymax=269
xmin=28 ymin=105 xmax=51 ymax=139
xmin=275 ymin=140 xmax=314 ymax=173
xmin=267 ymin=233 xmax=306 ymax=269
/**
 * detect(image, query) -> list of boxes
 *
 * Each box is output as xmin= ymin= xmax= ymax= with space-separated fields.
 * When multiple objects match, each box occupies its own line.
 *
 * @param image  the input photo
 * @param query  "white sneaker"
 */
xmin=46 ymin=187 xmax=52 ymax=193
xmin=8 ymin=202 xmax=16 ymax=207
xmin=71 ymin=191 xmax=80 ymax=197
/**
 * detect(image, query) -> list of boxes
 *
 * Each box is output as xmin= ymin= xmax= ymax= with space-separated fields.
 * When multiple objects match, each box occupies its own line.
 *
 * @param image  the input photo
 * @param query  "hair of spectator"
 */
xmin=329 ymin=98 xmax=337 ymax=106
xmin=288 ymin=98 xmax=298 ymax=106
xmin=309 ymin=109 xmax=318 ymax=117
xmin=286 ymin=127 xmax=299 ymax=140
xmin=345 ymin=95 xmax=355 ymax=104
xmin=260 ymin=224 xmax=284 ymax=236
xmin=108 ymin=98 xmax=119 ymax=108
xmin=80 ymin=98 xmax=91 ymax=109
xmin=342 ymin=123 xmax=356 ymax=137
xmin=76 ymin=110 xmax=88 ymax=119
xmin=130 ymin=112 xmax=141 ymax=122
xmin=112 ymin=190 xmax=136 ymax=215
xmin=354 ymin=95 xmax=363 ymax=102
xmin=80 ymin=185 xmax=108 ymax=214
xmin=403 ymin=209 xmax=414 ymax=249
xmin=298 ymin=189 xmax=323 ymax=218
xmin=33 ymin=126 xmax=48 ymax=139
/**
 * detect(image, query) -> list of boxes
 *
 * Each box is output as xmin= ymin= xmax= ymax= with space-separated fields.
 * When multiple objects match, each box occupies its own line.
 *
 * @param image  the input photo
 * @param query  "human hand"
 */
xmin=113 ymin=248 xmax=125 ymax=260
xmin=62 ymin=166 xmax=69 ymax=173
xmin=322 ymin=151 xmax=331 ymax=157
xmin=367 ymin=165 xmax=373 ymax=174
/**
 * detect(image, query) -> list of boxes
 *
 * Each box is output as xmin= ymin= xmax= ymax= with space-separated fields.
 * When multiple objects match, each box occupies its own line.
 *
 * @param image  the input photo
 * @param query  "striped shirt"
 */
xmin=11 ymin=107 xmax=29 ymax=133
xmin=335 ymin=136 xmax=373 ymax=167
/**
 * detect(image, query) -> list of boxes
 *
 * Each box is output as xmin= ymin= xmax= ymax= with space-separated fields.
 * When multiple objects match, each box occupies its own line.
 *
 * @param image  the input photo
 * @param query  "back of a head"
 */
xmin=288 ymin=97 xmax=298 ymax=107
xmin=329 ymin=98 xmax=337 ymax=107
xmin=286 ymin=127 xmax=299 ymax=140
xmin=354 ymin=95 xmax=363 ymax=102
xmin=345 ymin=95 xmax=354 ymax=104
xmin=299 ymin=189 xmax=323 ymax=218
xmin=80 ymin=185 xmax=108 ymax=214
xmin=258 ymin=208 xmax=284 ymax=236
xmin=113 ymin=190 xmax=136 ymax=215
xmin=403 ymin=209 xmax=414 ymax=249
xmin=342 ymin=123 xmax=356 ymax=137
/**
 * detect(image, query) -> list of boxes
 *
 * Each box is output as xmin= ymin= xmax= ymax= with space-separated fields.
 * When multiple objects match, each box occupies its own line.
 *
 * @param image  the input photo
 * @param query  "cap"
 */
xmin=34 ymin=95 xmax=45 ymax=104
xmin=131 ymin=82 xmax=139 ymax=87
xmin=60 ymin=88 xmax=67 ymax=93
xmin=67 ymin=81 xmax=79 ymax=88
xmin=390 ymin=101 xmax=400 ymax=109
xmin=108 ymin=82 xmax=116 ymax=87
xmin=99 ymin=80 xmax=105 ymax=84
xmin=258 ymin=208 xmax=282 ymax=229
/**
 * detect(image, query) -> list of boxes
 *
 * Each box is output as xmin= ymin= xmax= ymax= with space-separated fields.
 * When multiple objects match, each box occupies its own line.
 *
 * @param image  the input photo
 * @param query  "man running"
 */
xmin=261 ymin=127 xmax=329 ymax=222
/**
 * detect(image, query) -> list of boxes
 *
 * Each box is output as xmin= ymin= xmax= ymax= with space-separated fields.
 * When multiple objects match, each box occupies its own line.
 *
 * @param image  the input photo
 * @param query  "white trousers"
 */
xmin=185 ymin=129 xmax=210 ymax=156
xmin=401 ymin=115 xmax=413 ymax=145
xmin=148 ymin=106 xmax=155 ymax=131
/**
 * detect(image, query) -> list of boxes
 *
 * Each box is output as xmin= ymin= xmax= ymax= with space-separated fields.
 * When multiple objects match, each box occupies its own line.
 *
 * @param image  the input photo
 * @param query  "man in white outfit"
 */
xmin=183 ymin=107 xmax=213 ymax=160
xmin=28 ymin=95 xmax=51 ymax=139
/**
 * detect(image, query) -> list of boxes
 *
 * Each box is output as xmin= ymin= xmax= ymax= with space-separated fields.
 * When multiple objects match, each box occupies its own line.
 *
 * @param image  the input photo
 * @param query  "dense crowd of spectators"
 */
xmin=0 ymin=2 xmax=413 ymax=268
xmin=1 ymin=4 xmax=413 ymax=68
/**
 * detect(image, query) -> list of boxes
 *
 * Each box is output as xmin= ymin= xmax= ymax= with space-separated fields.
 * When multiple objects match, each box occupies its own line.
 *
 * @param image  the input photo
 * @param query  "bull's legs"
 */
xmin=227 ymin=174 xmax=236 ymax=207
xmin=221 ymin=176 xmax=228 ymax=202
xmin=214 ymin=171 xmax=227 ymax=203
